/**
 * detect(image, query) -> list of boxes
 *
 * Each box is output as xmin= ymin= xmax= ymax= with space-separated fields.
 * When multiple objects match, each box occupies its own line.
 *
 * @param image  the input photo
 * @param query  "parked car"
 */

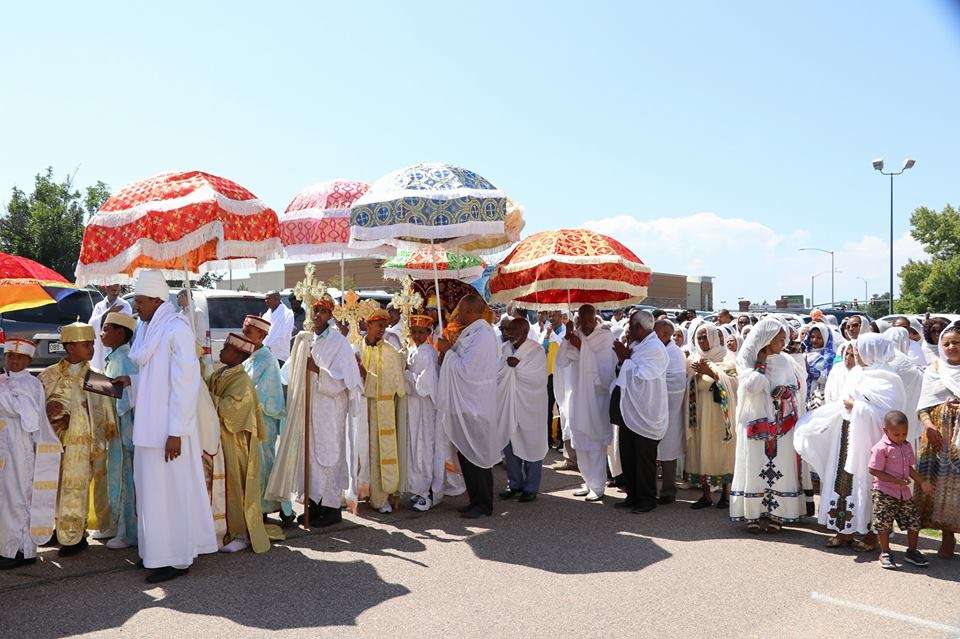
xmin=0 ymin=289 xmax=104 ymax=372
xmin=124 ymin=289 xmax=267 ymax=365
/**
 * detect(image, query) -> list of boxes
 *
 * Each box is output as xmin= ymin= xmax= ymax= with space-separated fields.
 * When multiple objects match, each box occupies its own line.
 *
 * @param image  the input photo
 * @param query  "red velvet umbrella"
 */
xmin=75 ymin=170 xmax=281 ymax=284
xmin=489 ymin=229 xmax=651 ymax=310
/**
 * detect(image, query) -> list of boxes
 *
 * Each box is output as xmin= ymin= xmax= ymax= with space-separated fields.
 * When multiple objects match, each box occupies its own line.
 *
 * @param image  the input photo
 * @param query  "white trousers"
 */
xmin=577 ymin=448 xmax=608 ymax=495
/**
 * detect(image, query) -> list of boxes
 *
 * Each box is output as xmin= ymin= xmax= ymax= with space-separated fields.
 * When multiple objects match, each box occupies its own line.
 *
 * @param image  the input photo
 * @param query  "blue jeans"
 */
xmin=503 ymin=443 xmax=543 ymax=494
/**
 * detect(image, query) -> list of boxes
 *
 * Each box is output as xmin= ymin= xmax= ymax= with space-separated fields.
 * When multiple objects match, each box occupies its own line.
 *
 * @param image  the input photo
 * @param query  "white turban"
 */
xmin=133 ymin=269 xmax=170 ymax=300
xmin=856 ymin=332 xmax=895 ymax=369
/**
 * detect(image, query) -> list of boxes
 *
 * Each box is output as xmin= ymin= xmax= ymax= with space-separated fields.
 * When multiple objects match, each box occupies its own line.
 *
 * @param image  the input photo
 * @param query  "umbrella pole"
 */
xmin=339 ymin=251 xmax=345 ymax=305
xmin=303 ymin=348 xmax=311 ymax=529
xmin=183 ymin=256 xmax=196 ymax=338
xmin=431 ymin=239 xmax=443 ymax=335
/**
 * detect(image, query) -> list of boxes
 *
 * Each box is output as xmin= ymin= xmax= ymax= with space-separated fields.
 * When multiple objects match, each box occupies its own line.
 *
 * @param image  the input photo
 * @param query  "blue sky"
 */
xmin=2 ymin=2 xmax=958 ymax=305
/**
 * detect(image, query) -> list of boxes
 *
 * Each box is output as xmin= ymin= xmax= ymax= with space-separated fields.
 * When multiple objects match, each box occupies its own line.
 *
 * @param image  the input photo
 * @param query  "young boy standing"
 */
xmin=405 ymin=314 xmax=439 ymax=511
xmin=868 ymin=410 xmax=934 ymax=570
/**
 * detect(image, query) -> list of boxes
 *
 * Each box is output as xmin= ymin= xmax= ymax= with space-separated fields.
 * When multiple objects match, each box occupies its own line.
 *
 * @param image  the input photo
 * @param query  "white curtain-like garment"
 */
xmin=558 ymin=327 xmax=617 ymax=452
xmin=498 ymin=339 xmax=549 ymax=463
xmin=614 ymin=331 xmax=669 ymax=440
xmin=405 ymin=343 xmax=439 ymax=498
xmin=438 ymin=319 xmax=506 ymax=469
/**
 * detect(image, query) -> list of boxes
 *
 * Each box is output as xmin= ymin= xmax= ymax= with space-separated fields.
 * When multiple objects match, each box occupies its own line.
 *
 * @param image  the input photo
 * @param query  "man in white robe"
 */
xmin=611 ymin=310 xmax=669 ymax=513
xmin=116 ymin=270 xmax=218 ymax=584
xmin=0 ymin=340 xmax=62 ymax=569
xmin=262 ymin=291 xmax=294 ymax=366
xmin=556 ymin=304 xmax=617 ymax=502
xmin=654 ymin=318 xmax=687 ymax=505
xmin=498 ymin=318 xmax=548 ymax=502
xmin=384 ymin=307 xmax=405 ymax=352
xmin=268 ymin=295 xmax=363 ymax=527
xmin=405 ymin=315 xmax=440 ymax=511
xmin=608 ymin=309 xmax=628 ymax=341
xmin=89 ymin=284 xmax=132 ymax=373
xmin=437 ymin=294 xmax=506 ymax=519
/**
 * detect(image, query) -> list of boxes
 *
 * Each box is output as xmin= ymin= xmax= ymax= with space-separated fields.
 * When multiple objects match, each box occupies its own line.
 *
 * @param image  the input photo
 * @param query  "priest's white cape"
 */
xmin=498 ymin=339 xmax=549 ymax=462
xmin=438 ymin=319 xmax=506 ymax=469
xmin=557 ymin=326 xmax=617 ymax=450
xmin=0 ymin=371 xmax=62 ymax=554
xmin=266 ymin=329 xmax=363 ymax=506
xmin=613 ymin=331 xmax=670 ymax=440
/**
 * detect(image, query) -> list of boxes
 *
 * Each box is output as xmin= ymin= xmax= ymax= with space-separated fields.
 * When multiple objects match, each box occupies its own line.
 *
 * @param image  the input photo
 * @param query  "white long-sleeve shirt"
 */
xmin=90 ymin=296 xmax=133 ymax=372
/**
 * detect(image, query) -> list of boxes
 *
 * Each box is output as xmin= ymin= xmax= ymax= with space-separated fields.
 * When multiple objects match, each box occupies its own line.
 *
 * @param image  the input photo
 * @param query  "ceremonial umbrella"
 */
xmin=349 ymin=162 xmax=510 ymax=330
xmin=382 ymin=246 xmax=487 ymax=283
xmin=74 ymin=170 xmax=282 ymax=285
xmin=281 ymin=178 xmax=394 ymax=292
xmin=0 ymin=252 xmax=79 ymax=314
xmin=489 ymin=228 xmax=652 ymax=311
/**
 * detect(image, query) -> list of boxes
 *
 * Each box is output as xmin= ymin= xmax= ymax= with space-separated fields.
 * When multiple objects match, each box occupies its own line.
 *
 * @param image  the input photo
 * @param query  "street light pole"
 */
xmin=856 ymin=276 xmax=868 ymax=306
xmin=873 ymin=157 xmax=916 ymax=315
xmin=799 ymin=248 xmax=836 ymax=308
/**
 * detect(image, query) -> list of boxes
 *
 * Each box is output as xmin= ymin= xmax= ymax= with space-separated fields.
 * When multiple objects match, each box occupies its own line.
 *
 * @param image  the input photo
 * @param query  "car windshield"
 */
xmin=207 ymin=297 xmax=266 ymax=329
xmin=2 ymin=290 xmax=100 ymax=324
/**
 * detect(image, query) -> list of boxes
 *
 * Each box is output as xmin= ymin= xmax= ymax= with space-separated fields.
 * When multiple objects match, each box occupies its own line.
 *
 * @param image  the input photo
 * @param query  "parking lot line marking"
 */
xmin=811 ymin=591 xmax=960 ymax=636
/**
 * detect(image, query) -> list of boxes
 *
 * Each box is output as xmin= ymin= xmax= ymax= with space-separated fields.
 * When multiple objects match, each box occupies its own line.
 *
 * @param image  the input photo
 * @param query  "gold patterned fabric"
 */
xmin=208 ymin=365 xmax=281 ymax=552
xmin=359 ymin=340 xmax=406 ymax=507
xmin=39 ymin=360 xmax=116 ymax=545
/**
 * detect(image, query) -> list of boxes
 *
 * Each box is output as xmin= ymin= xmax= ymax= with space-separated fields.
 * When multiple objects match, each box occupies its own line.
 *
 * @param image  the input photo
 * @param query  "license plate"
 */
xmin=48 ymin=341 xmax=65 ymax=353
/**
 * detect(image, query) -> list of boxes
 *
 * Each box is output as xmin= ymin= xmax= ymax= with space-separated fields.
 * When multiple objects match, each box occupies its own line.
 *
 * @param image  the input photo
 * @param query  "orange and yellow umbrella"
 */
xmin=0 ymin=252 xmax=79 ymax=314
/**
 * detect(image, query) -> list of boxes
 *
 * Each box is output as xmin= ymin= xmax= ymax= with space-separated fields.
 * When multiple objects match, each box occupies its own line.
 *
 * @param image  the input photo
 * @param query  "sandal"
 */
xmin=825 ymin=535 xmax=852 ymax=549
xmin=746 ymin=523 xmax=762 ymax=535
xmin=852 ymin=539 xmax=877 ymax=553
xmin=765 ymin=521 xmax=782 ymax=534
xmin=690 ymin=496 xmax=713 ymax=510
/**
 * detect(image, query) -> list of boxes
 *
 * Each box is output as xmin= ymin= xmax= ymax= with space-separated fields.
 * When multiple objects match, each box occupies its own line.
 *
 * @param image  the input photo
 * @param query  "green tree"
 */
xmin=897 ymin=203 xmax=960 ymax=313
xmin=0 ymin=168 xmax=110 ymax=280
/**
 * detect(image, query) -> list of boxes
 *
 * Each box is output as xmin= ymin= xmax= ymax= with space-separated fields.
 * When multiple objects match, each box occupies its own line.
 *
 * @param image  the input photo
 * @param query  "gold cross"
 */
xmin=388 ymin=275 xmax=423 ymax=348
xmin=292 ymin=263 xmax=327 ymax=333
xmin=332 ymin=289 xmax=380 ymax=345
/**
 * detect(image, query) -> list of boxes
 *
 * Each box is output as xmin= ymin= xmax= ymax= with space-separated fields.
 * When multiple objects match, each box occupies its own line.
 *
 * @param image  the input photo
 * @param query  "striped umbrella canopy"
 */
xmin=489 ymin=228 xmax=651 ymax=310
xmin=75 ymin=170 xmax=281 ymax=284
xmin=383 ymin=246 xmax=487 ymax=283
xmin=0 ymin=252 xmax=79 ymax=314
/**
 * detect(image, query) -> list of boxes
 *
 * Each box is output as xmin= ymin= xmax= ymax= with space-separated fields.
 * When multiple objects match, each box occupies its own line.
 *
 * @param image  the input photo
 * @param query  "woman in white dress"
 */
xmin=730 ymin=318 xmax=807 ymax=534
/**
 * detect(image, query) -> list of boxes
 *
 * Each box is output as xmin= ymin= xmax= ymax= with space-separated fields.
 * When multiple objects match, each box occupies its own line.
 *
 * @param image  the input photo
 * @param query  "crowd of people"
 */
xmin=0 ymin=270 xmax=957 ymax=584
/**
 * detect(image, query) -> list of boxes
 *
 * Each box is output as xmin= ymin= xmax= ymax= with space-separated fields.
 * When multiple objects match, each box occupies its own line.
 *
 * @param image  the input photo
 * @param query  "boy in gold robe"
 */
xmin=357 ymin=307 xmax=407 ymax=513
xmin=39 ymin=322 xmax=116 ymax=556
xmin=207 ymin=333 xmax=277 ymax=553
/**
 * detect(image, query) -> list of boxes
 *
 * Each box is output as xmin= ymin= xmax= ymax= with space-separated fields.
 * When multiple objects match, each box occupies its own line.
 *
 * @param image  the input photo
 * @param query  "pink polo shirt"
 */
xmin=868 ymin=435 xmax=916 ymax=500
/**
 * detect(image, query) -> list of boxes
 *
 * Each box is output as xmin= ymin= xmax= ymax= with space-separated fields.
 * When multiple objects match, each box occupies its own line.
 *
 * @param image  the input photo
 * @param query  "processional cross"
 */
xmin=332 ymin=289 xmax=380 ymax=345
xmin=293 ymin=263 xmax=327 ymax=333
xmin=388 ymin=275 xmax=424 ymax=348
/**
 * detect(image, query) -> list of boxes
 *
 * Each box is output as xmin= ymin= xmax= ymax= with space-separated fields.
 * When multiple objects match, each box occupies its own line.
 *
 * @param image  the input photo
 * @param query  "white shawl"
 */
xmin=614 ymin=331 xmax=669 ymax=439
xmin=558 ymin=325 xmax=617 ymax=448
xmin=498 ymin=339 xmax=548 ymax=462
xmin=918 ymin=327 xmax=960 ymax=411
xmin=438 ymin=319 xmax=506 ymax=468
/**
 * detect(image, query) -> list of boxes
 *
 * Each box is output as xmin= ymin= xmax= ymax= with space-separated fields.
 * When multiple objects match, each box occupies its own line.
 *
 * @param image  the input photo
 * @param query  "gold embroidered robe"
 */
xmin=359 ymin=340 xmax=406 ymax=508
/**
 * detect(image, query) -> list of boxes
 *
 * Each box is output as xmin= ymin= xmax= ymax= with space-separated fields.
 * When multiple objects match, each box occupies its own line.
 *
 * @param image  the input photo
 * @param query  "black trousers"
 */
xmin=546 ymin=374 xmax=557 ymax=445
xmin=458 ymin=452 xmax=493 ymax=515
xmin=610 ymin=387 xmax=660 ymax=508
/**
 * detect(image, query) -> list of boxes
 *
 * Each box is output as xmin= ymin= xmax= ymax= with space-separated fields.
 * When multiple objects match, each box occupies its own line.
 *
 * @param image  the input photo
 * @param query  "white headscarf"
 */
xmin=843 ymin=314 xmax=874 ymax=341
xmin=883 ymin=327 xmax=911 ymax=356
xmin=691 ymin=323 xmax=726 ymax=363
xmin=917 ymin=324 xmax=960 ymax=411
xmin=855 ymin=333 xmax=896 ymax=371
xmin=736 ymin=317 xmax=785 ymax=372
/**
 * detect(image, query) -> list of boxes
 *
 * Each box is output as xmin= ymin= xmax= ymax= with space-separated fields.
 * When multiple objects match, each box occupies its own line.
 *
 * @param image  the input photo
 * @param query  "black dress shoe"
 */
xmin=614 ymin=498 xmax=638 ymax=509
xmin=314 ymin=507 xmax=343 ymax=528
xmin=631 ymin=503 xmax=657 ymax=514
xmin=690 ymin=496 xmax=713 ymax=510
xmin=460 ymin=507 xmax=491 ymax=519
xmin=0 ymin=554 xmax=36 ymax=570
xmin=499 ymin=488 xmax=521 ymax=500
xmin=715 ymin=497 xmax=730 ymax=509
xmin=457 ymin=502 xmax=476 ymax=514
xmin=657 ymin=496 xmax=676 ymax=505
xmin=58 ymin=537 xmax=89 ymax=557
xmin=279 ymin=512 xmax=297 ymax=528
xmin=517 ymin=492 xmax=537 ymax=503
xmin=145 ymin=566 xmax=188 ymax=584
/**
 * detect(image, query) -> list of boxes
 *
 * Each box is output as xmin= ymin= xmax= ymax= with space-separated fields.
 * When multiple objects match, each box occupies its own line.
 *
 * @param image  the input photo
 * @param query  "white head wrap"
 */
xmin=855 ymin=333 xmax=895 ymax=370
xmin=736 ymin=317 xmax=785 ymax=371
xmin=133 ymin=269 xmax=170 ymax=300
xmin=692 ymin=322 xmax=726 ymax=363
xmin=918 ymin=323 xmax=960 ymax=410
xmin=4 ymin=339 xmax=36 ymax=358
xmin=883 ymin=326 xmax=911 ymax=355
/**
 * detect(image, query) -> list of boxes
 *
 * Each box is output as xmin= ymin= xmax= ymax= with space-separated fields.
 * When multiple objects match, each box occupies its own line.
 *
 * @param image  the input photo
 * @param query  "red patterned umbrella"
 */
xmin=281 ymin=178 xmax=393 ymax=259
xmin=75 ymin=171 xmax=281 ymax=284
xmin=489 ymin=228 xmax=651 ymax=310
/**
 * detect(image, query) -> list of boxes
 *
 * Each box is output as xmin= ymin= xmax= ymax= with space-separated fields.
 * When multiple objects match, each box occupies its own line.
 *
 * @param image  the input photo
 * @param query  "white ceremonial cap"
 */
xmin=133 ymin=270 xmax=170 ymax=300
xmin=4 ymin=338 xmax=36 ymax=358
xmin=242 ymin=314 xmax=271 ymax=334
